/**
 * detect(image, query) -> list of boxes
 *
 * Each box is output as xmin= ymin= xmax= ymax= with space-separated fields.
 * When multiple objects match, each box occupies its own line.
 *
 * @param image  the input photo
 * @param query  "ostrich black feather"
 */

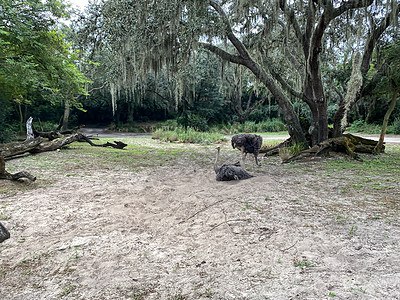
xmin=214 ymin=147 xmax=253 ymax=181
xmin=231 ymin=133 xmax=263 ymax=166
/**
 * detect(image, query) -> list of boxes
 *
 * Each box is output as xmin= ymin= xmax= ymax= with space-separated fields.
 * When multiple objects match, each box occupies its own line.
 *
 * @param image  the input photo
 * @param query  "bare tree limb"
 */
xmin=209 ymin=0 xmax=251 ymax=60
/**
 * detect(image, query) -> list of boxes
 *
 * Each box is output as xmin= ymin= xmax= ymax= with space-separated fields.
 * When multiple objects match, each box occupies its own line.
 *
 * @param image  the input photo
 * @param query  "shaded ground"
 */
xmin=0 ymin=138 xmax=399 ymax=299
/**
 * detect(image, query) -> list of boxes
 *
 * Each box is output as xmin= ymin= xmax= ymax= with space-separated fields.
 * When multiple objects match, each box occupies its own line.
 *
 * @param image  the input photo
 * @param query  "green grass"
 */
xmin=324 ymin=154 xmax=400 ymax=178
xmin=294 ymin=259 xmax=315 ymax=269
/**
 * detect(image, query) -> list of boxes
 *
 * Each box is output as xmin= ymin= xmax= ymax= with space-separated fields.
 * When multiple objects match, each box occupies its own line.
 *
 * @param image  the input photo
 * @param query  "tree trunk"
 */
xmin=317 ymin=100 xmax=328 ymax=141
xmin=245 ymin=60 xmax=307 ymax=146
xmin=332 ymin=87 xmax=346 ymax=137
xmin=17 ymin=102 xmax=24 ymax=134
xmin=62 ymin=100 xmax=71 ymax=131
xmin=127 ymin=102 xmax=134 ymax=123
xmin=203 ymin=1 xmax=308 ymax=146
xmin=375 ymin=87 xmax=399 ymax=153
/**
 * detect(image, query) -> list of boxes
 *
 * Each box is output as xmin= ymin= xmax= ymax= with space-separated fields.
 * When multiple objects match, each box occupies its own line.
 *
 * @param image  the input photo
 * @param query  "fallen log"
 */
xmin=30 ymin=132 xmax=87 ymax=154
xmin=0 ymin=222 xmax=10 ymax=243
xmin=33 ymin=129 xmax=61 ymax=141
xmin=0 ymin=138 xmax=43 ymax=158
xmin=0 ymin=132 xmax=127 ymax=181
xmin=1 ymin=118 xmax=127 ymax=181
xmin=0 ymin=155 xmax=36 ymax=181
xmin=0 ymin=132 xmax=128 ymax=161
xmin=77 ymin=135 xmax=127 ymax=149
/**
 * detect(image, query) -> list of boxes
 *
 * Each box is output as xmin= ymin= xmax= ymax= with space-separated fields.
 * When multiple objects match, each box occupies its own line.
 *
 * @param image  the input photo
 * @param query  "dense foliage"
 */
xmin=0 ymin=0 xmax=86 ymax=141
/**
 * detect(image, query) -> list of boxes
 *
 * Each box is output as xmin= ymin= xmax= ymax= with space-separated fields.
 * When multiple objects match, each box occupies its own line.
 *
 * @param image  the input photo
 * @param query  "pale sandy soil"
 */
xmin=0 ymin=138 xmax=399 ymax=299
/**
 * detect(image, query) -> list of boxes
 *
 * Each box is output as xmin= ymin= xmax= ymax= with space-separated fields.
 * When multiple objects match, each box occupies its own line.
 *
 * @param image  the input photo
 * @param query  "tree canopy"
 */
xmin=78 ymin=0 xmax=399 ymax=146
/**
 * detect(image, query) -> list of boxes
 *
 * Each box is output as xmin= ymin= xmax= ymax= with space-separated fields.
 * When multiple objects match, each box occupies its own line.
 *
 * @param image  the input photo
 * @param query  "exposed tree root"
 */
xmin=261 ymin=134 xmax=381 ymax=163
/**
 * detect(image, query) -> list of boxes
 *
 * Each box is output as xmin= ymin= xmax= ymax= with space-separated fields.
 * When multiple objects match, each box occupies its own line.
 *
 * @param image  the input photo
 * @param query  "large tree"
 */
xmin=0 ymin=0 xmax=87 ymax=135
xmin=374 ymin=40 xmax=400 ymax=153
xmin=80 ymin=0 xmax=399 ymax=146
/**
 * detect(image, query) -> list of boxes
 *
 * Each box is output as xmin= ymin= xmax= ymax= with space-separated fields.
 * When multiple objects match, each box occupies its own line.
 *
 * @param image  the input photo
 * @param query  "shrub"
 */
xmin=348 ymin=120 xmax=381 ymax=134
xmin=177 ymin=113 xmax=209 ymax=132
xmin=227 ymin=119 xmax=286 ymax=133
xmin=34 ymin=121 xmax=59 ymax=132
xmin=155 ymin=119 xmax=179 ymax=131
xmin=0 ymin=123 xmax=18 ymax=143
xmin=152 ymin=127 xmax=227 ymax=144
xmin=388 ymin=118 xmax=400 ymax=134
xmin=257 ymin=119 xmax=287 ymax=132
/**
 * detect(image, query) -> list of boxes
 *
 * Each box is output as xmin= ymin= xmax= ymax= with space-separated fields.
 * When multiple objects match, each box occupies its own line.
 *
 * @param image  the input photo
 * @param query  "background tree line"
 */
xmin=0 ymin=0 xmax=399 ymax=144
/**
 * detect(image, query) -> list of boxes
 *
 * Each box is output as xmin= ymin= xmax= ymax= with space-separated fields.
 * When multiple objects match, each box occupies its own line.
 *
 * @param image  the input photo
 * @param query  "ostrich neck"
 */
xmin=214 ymin=149 xmax=220 ymax=173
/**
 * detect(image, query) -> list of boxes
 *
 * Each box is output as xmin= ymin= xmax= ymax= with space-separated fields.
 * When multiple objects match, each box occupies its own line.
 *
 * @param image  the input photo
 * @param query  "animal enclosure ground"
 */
xmin=0 ymin=137 xmax=399 ymax=299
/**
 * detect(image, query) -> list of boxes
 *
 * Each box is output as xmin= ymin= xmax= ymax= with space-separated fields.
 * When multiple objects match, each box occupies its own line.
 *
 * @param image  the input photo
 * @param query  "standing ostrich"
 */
xmin=214 ymin=147 xmax=253 ymax=181
xmin=231 ymin=133 xmax=263 ymax=167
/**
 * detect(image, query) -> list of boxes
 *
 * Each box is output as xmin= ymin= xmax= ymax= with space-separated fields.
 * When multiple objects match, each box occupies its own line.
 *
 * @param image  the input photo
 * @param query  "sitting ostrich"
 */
xmin=214 ymin=147 xmax=253 ymax=181
xmin=231 ymin=133 xmax=263 ymax=168
xmin=0 ymin=222 xmax=10 ymax=243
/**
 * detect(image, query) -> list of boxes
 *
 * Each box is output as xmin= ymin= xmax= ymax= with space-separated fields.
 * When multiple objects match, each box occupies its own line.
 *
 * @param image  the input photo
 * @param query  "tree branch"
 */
xmin=361 ymin=5 xmax=399 ymax=75
xmin=279 ymin=0 xmax=304 ymax=45
xmin=333 ymin=0 xmax=374 ymax=19
xmin=199 ymin=42 xmax=246 ymax=65
xmin=209 ymin=0 xmax=251 ymax=60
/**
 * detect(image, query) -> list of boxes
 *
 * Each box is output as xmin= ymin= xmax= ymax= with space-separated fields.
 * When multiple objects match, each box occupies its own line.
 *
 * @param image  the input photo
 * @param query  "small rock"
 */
xmin=354 ymin=244 xmax=362 ymax=250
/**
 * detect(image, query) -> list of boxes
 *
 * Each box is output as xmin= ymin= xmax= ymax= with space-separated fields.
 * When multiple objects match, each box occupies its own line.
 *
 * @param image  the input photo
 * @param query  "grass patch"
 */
xmin=1 ymin=137 xmax=216 ymax=196
xmin=294 ymin=259 xmax=315 ymax=269
xmin=324 ymin=154 xmax=400 ymax=178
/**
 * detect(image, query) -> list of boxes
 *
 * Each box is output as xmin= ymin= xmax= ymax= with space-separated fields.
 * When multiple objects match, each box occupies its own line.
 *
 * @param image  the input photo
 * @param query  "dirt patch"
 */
xmin=0 ymin=139 xmax=399 ymax=299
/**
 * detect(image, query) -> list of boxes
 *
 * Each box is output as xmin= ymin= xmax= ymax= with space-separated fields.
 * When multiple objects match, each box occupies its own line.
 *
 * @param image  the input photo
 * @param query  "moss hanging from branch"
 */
xmin=341 ymin=51 xmax=363 ymax=130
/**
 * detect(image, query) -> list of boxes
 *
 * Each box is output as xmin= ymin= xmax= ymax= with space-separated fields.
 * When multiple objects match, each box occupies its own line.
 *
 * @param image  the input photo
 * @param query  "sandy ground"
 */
xmin=0 ymin=139 xmax=399 ymax=299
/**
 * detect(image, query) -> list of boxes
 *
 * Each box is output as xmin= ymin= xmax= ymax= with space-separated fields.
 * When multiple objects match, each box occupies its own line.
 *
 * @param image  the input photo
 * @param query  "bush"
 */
xmin=348 ymin=120 xmax=381 ymax=134
xmin=0 ymin=123 xmax=18 ymax=143
xmin=156 ymin=119 xmax=179 ymax=131
xmin=388 ymin=118 xmax=400 ymax=135
xmin=256 ymin=119 xmax=287 ymax=132
xmin=222 ymin=119 xmax=286 ymax=134
xmin=177 ymin=113 xmax=209 ymax=132
xmin=33 ymin=121 xmax=59 ymax=132
xmin=152 ymin=127 xmax=227 ymax=144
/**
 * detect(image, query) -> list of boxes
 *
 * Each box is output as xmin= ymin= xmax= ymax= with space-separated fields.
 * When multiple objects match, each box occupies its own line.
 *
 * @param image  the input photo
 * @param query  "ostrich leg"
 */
xmin=240 ymin=148 xmax=247 ymax=169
